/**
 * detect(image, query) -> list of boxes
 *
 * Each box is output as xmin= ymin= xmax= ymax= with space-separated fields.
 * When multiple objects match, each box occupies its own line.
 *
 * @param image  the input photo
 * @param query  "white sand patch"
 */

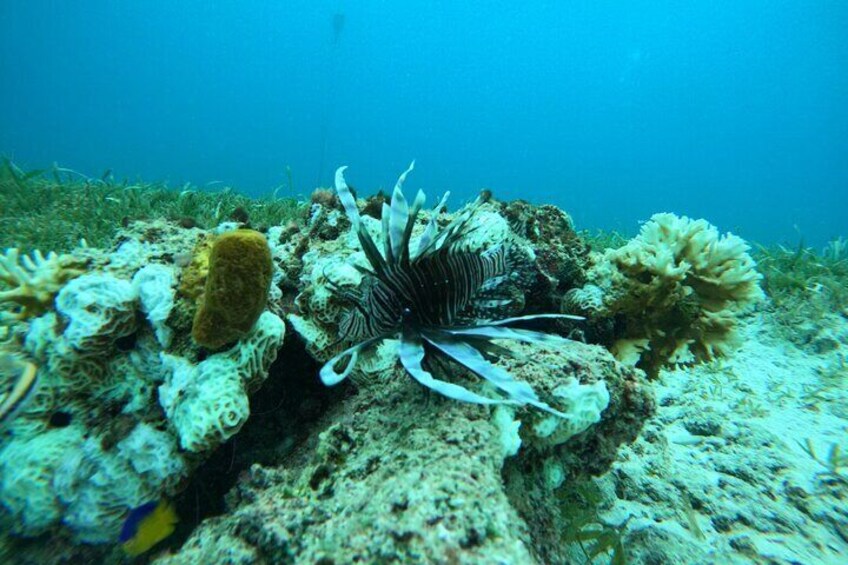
xmin=597 ymin=311 xmax=848 ymax=564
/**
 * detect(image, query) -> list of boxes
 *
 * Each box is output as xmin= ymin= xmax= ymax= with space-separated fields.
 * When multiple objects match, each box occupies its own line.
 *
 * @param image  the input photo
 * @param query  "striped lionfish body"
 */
xmin=340 ymin=237 xmax=510 ymax=342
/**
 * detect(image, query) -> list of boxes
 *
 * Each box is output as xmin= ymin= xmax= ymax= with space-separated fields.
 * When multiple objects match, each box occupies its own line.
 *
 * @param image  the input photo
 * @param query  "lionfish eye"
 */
xmin=400 ymin=306 xmax=412 ymax=324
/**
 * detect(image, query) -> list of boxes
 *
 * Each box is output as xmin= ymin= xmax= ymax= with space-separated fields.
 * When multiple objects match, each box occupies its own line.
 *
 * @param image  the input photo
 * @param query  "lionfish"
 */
xmin=320 ymin=162 xmax=580 ymax=417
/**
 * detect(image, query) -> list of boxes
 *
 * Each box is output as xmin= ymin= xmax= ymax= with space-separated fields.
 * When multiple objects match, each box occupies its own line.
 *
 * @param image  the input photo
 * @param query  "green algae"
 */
xmin=0 ymin=159 xmax=302 ymax=254
xmin=754 ymin=241 xmax=848 ymax=320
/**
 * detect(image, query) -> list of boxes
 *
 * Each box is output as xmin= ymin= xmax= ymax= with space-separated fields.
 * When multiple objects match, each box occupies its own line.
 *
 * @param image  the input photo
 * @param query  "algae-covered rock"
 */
xmin=156 ymin=336 xmax=653 ymax=565
xmin=500 ymin=200 xmax=591 ymax=312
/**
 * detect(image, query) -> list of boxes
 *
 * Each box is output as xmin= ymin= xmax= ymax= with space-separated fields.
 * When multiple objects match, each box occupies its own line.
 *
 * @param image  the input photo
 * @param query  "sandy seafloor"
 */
xmin=595 ymin=309 xmax=848 ymax=564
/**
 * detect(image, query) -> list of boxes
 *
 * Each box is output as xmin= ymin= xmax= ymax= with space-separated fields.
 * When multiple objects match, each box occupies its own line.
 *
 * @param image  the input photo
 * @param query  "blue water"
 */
xmin=1 ymin=1 xmax=846 ymax=247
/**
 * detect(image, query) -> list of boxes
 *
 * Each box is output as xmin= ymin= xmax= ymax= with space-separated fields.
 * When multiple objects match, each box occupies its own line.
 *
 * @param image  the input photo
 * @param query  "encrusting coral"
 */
xmin=0 ymin=220 xmax=283 ymax=546
xmin=568 ymin=212 xmax=764 ymax=378
xmin=191 ymin=229 xmax=273 ymax=349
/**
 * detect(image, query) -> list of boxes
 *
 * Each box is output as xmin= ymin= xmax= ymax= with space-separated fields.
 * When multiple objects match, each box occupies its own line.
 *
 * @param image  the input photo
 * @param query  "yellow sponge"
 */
xmin=178 ymin=234 xmax=214 ymax=302
xmin=191 ymin=230 xmax=272 ymax=348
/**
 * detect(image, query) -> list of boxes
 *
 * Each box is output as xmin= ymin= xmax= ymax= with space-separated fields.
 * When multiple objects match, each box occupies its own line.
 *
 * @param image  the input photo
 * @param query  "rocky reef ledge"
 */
xmin=2 ymin=167 xmax=778 ymax=563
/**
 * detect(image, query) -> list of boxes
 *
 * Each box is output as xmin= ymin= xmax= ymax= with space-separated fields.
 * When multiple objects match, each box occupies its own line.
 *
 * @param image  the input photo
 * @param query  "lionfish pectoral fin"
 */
xmin=423 ymin=330 xmax=569 ymax=417
xmin=320 ymin=344 xmax=361 ymax=385
xmin=319 ymin=334 xmax=386 ymax=386
xmin=400 ymin=331 xmax=510 ymax=406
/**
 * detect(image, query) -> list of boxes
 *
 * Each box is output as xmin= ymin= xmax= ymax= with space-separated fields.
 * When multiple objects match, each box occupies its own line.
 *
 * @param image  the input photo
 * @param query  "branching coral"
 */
xmin=568 ymin=213 xmax=764 ymax=378
xmin=0 ymin=248 xmax=85 ymax=322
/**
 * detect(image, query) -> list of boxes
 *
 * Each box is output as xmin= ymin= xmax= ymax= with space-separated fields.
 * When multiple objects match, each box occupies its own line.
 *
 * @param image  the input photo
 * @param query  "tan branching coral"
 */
xmin=568 ymin=213 xmax=764 ymax=377
xmin=0 ymin=248 xmax=85 ymax=323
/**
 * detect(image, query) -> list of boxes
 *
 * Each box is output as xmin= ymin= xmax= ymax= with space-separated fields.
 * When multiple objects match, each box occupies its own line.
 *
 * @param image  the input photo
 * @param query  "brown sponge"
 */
xmin=191 ymin=230 xmax=272 ymax=348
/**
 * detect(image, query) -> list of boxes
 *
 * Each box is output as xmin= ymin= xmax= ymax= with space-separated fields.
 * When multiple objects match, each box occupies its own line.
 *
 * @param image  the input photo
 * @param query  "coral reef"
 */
xmin=191 ymin=230 xmax=273 ymax=349
xmin=0 ymin=219 xmax=283 ymax=545
xmin=146 ymin=167 xmax=654 ymax=564
xmin=3 ymin=166 xmax=790 ymax=563
xmin=283 ymin=167 xmax=629 ymax=448
xmin=568 ymin=212 xmax=764 ymax=378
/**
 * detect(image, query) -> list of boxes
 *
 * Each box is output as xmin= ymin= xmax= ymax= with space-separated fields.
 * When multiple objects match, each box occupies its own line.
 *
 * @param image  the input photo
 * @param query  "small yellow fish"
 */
xmin=120 ymin=499 xmax=178 ymax=556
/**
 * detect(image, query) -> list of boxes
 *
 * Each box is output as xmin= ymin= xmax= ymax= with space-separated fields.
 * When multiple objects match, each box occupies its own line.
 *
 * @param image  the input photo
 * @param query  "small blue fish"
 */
xmin=120 ymin=499 xmax=178 ymax=556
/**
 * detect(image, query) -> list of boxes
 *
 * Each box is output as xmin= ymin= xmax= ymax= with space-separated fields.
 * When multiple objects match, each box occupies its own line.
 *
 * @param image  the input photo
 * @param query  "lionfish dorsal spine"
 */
xmin=381 ymin=202 xmax=393 ymax=264
xmin=388 ymin=184 xmax=409 ymax=263
xmin=334 ymin=166 xmax=359 ymax=227
xmin=335 ymin=165 xmax=388 ymax=279
xmin=415 ymin=192 xmax=450 ymax=260
xmin=399 ymin=189 xmax=426 ymax=265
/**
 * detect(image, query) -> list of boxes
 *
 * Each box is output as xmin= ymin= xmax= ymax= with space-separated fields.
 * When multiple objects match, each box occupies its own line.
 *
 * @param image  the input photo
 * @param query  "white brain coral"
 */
xmin=132 ymin=264 xmax=177 ymax=347
xmin=55 ymin=273 xmax=138 ymax=355
xmin=159 ymin=311 xmax=284 ymax=452
xmin=0 ymin=427 xmax=85 ymax=536
xmin=159 ymin=354 xmax=250 ymax=453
